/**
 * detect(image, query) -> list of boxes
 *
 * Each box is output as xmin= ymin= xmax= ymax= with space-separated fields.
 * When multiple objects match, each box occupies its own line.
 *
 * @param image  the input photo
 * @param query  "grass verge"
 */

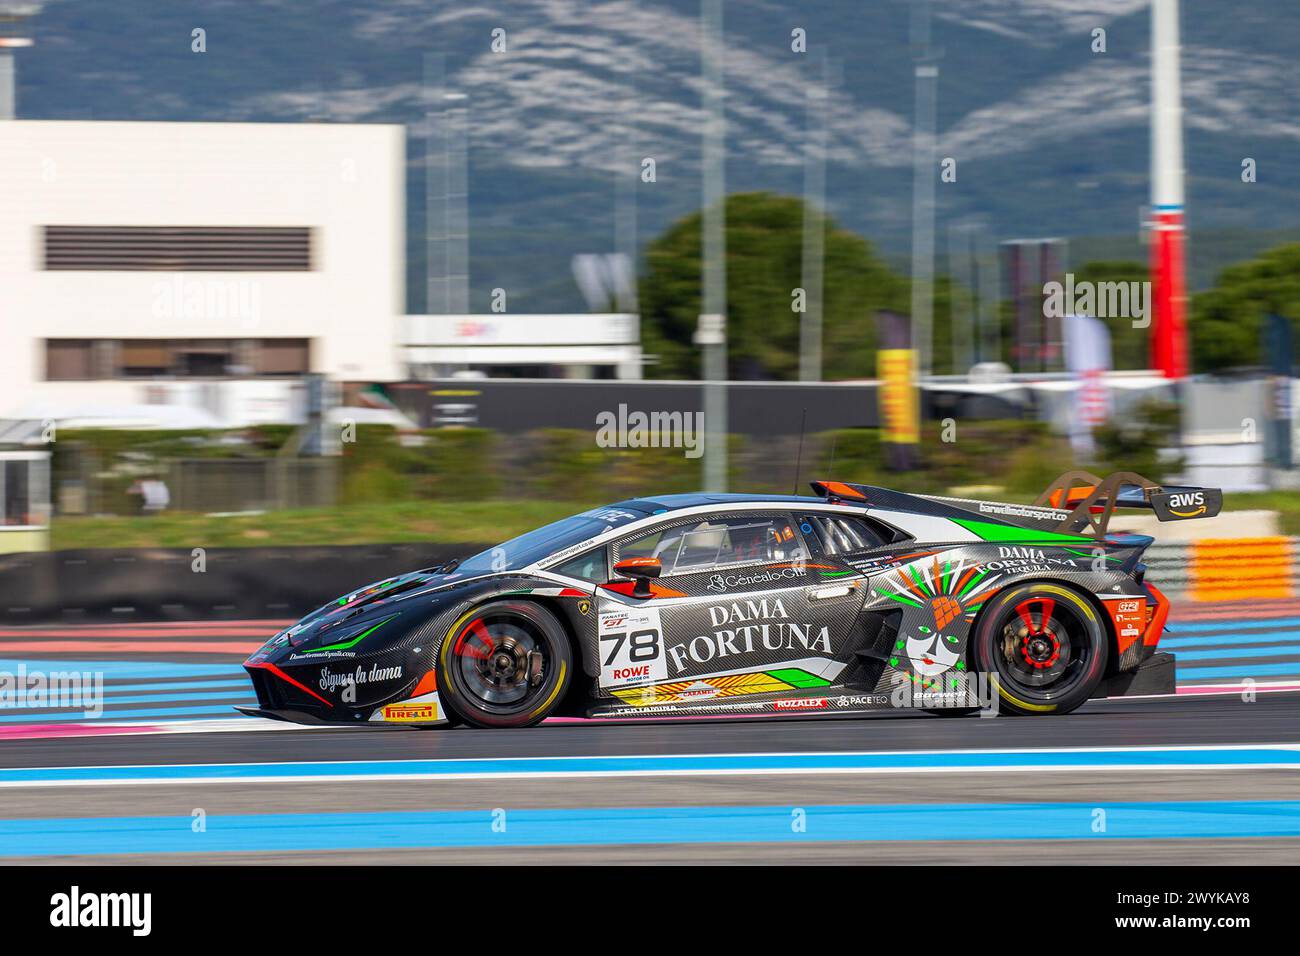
xmin=51 ymin=499 xmax=593 ymax=550
xmin=48 ymin=490 xmax=1300 ymax=549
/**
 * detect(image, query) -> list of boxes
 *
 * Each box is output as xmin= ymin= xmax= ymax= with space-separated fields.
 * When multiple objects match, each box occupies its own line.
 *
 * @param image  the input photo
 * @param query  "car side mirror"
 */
xmin=612 ymin=557 xmax=662 ymax=598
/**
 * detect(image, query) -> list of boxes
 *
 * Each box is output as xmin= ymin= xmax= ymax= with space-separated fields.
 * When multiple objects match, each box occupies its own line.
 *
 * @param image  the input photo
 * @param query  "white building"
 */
xmin=403 ymin=313 xmax=642 ymax=380
xmin=0 ymin=120 xmax=405 ymax=419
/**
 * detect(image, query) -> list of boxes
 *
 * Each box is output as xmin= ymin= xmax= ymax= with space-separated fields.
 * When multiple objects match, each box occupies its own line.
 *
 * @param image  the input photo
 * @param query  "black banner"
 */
xmin=0 ymin=866 xmax=1283 ymax=943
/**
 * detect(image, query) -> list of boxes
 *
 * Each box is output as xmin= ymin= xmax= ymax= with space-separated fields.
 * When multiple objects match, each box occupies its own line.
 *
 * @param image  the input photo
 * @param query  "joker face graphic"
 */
xmin=885 ymin=563 xmax=994 ymax=679
xmin=905 ymin=624 xmax=961 ymax=677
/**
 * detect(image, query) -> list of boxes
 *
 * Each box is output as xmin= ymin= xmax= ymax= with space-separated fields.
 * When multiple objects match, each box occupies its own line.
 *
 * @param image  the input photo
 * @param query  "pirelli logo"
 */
xmin=382 ymin=703 xmax=438 ymax=722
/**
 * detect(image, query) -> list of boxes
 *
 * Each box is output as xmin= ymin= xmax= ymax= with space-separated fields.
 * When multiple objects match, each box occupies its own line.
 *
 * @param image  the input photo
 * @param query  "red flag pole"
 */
xmin=1150 ymin=0 xmax=1189 ymax=378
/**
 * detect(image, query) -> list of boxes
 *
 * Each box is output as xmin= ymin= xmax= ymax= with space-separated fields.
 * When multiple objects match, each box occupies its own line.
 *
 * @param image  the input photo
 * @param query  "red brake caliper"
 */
xmin=1015 ymin=597 xmax=1055 ymax=635
xmin=453 ymin=618 xmax=495 ymax=661
xmin=1015 ymin=598 xmax=1061 ymax=669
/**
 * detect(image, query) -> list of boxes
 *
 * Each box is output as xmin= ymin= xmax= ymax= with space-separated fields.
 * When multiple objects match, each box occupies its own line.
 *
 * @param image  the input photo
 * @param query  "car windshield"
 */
xmin=454 ymin=505 xmax=649 ymax=574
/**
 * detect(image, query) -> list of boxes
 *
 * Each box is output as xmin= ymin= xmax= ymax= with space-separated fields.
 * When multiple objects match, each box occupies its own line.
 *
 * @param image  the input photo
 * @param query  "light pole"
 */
xmin=614 ymin=45 xmax=639 ymax=316
xmin=799 ymin=52 xmax=831 ymax=382
xmin=424 ymin=53 xmax=469 ymax=319
xmin=1150 ymin=0 xmax=1189 ymax=378
xmin=947 ymin=223 xmax=975 ymax=375
xmin=699 ymin=0 xmax=727 ymax=492
xmin=908 ymin=0 xmax=940 ymax=377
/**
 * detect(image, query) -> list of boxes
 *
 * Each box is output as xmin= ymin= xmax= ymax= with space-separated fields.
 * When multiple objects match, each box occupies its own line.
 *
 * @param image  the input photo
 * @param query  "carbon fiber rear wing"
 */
xmin=1032 ymin=470 xmax=1223 ymax=538
xmin=812 ymin=473 xmax=1222 ymax=540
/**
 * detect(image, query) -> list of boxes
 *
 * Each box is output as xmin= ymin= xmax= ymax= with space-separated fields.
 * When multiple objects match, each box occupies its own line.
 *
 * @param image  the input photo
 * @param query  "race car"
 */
xmin=239 ymin=470 xmax=1221 ymax=728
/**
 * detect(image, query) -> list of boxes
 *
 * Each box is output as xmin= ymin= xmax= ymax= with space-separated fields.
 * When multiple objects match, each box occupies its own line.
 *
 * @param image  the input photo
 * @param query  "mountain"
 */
xmin=16 ymin=0 xmax=1300 ymax=311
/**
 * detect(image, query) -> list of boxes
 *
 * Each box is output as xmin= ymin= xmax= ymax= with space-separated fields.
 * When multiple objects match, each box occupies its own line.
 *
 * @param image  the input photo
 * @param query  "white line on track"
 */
xmin=1 ymin=742 xmax=1298 ymax=789
xmin=2 ymin=683 xmax=1297 ymax=739
xmin=5 ymin=763 xmax=1300 ymax=788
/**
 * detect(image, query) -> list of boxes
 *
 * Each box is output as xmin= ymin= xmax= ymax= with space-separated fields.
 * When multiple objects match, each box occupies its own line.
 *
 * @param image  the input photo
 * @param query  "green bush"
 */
xmin=529 ymin=428 xmax=702 ymax=502
xmin=801 ymin=423 xmax=1068 ymax=499
xmin=1086 ymin=399 xmax=1183 ymax=485
xmin=52 ymin=418 xmax=1121 ymax=516
xmin=340 ymin=426 xmax=499 ymax=503
xmin=423 ymin=429 xmax=500 ymax=500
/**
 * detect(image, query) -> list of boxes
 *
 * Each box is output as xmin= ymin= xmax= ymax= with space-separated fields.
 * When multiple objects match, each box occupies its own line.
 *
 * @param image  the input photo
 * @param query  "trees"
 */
xmin=1190 ymin=243 xmax=1300 ymax=373
xmin=639 ymin=196 xmax=1300 ymax=379
xmin=1067 ymin=260 xmax=1152 ymax=371
xmin=638 ymin=192 xmax=911 ymax=380
xmin=1001 ymin=246 xmax=1300 ymax=374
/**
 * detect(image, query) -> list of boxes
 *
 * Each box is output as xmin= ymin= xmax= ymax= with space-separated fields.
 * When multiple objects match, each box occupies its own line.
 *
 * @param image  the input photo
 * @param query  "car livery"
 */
xmin=239 ymin=470 xmax=1221 ymax=727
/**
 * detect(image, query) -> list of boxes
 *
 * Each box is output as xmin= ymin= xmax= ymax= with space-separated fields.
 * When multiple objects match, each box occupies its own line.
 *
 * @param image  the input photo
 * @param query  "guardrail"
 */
xmin=0 ymin=543 xmax=487 ymax=624
xmin=1 ymin=536 xmax=1292 ymax=623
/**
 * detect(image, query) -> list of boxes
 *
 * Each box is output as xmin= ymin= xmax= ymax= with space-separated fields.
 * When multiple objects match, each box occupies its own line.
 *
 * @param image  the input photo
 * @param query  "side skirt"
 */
xmin=1091 ymin=651 xmax=1176 ymax=698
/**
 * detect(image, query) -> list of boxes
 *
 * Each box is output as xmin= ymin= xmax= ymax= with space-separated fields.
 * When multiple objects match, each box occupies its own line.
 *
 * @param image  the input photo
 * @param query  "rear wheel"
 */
xmin=436 ymin=601 xmax=573 ymax=728
xmin=968 ymin=583 xmax=1108 ymax=716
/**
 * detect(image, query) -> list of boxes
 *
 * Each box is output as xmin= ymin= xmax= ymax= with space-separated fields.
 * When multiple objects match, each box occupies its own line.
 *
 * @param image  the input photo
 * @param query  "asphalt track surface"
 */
xmin=1 ymin=600 xmax=1298 ymax=863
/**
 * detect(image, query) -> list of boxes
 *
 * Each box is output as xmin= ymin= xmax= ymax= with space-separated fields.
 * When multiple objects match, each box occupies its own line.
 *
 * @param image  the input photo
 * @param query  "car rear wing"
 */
xmin=1031 ymin=470 xmax=1223 ymax=537
xmin=813 ymin=473 xmax=1222 ymax=541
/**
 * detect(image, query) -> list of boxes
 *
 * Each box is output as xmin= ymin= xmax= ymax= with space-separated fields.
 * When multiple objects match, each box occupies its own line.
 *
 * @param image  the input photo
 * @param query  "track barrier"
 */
xmin=0 ymin=543 xmax=486 ymax=624
xmin=0 ymin=535 xmax=1294 ymax=624
xmin=1144 ymin=537 xmax=1298 ymax=602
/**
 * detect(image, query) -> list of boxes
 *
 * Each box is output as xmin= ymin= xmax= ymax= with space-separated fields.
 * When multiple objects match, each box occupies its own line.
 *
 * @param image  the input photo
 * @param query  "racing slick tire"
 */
xmin=968 ymin=582 xmax=1108 ymax=717
xmin=435 ymin=600 xmax=573 ymax=728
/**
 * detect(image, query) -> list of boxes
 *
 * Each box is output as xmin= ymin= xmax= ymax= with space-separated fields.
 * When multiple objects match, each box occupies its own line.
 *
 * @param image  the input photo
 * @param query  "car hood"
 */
xmin=278 ymin=567 xmax=473 ymax=651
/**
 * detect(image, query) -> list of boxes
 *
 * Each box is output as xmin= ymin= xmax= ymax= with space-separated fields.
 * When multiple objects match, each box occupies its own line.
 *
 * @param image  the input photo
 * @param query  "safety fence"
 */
xmin=167 ymin=457 xmax=338 ymax=513
xmin=1143 ymin=537 xmax=1299 ymax=602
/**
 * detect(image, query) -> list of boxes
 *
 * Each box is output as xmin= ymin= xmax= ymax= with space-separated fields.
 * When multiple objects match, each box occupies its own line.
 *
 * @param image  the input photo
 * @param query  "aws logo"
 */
xmin=1167 ymin=492 xmax=1206 ymax=517
xmin=1153 ymin=488 xmax=1220 ymax=522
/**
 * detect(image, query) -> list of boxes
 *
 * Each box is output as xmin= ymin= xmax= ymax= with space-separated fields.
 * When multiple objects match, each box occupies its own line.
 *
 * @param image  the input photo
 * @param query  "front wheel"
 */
xmin=968 ymin=583 xmax=1108 ymax=716
xmin=436 ymin=601 xmax=573 ymax=728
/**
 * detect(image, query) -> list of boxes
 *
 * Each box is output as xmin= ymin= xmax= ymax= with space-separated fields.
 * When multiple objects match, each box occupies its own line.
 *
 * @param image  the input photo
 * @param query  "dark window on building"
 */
xmin=253 ymin=339 xmax=310 ymax=375
xmin=118 ymin=340 xmax=172 ymax=377
xmin=45 ymin=340 xmax=94 ymax=381
xmin=47 ymin=338 xmax=313 ymax=379
xmin=43 ymin=226 xmax=312 ymax=271
xmin=3 ymin=459 xmax=33 ymax=526
xmin=179 ymin=350 xmax=231 ymax=377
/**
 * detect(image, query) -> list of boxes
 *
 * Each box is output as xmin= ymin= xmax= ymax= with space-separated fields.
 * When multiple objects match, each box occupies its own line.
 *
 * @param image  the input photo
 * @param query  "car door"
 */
xmin=593 ymin=511 xmax=857 ymax=708
xmin=794 ymin=510 xmax=923 ymax=687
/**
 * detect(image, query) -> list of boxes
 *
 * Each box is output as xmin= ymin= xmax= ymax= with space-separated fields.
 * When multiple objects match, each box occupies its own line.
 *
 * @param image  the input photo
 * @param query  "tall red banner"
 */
xmin=1150 ymin=209 xmax=1189 ymax=379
